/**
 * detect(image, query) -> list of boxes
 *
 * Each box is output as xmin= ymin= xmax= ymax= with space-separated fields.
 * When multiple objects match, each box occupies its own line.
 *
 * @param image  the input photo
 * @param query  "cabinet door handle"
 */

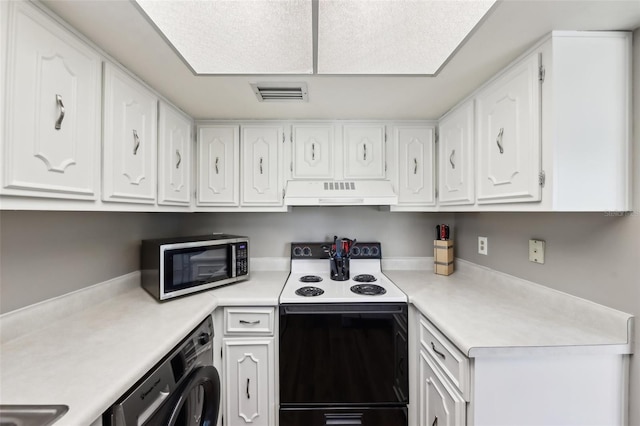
xmin=432 ymin=415 xmax=438 ymax=426
xmin=259 ymin=157 xmax=263 ymax=174
xmin=54 ymin=94 xmax=65 ymax=130
xmin=239 ymin=319 xmax=261 ymax=325
xmin=312 ymin=143 xmax=316 ymax=161
xmin=246 ymin=378 xmax=250 ymax=399
xmin=175 ymin=150 xmax=182 ymax=169
xmin=496 ymin=127 xmax=504 ymax=154
xmin=413 ymin=158 xmax=418 ymax=174
xmin=449 ymin=149 xmax=456 ymax=169
xmin=431 ymin=342 xmax=446 ymax=360
xmin=215 ymin=156 xmax=220 ymax=174
xmin=363 ymin=144 xmax=367 ymax=161
xmin=133 ymin=130 xmax=141 ymax=155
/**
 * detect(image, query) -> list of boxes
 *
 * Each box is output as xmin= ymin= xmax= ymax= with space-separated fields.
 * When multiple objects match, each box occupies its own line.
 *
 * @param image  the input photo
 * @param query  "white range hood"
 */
xmin=284 ymin=180 xmax=398 ymax=206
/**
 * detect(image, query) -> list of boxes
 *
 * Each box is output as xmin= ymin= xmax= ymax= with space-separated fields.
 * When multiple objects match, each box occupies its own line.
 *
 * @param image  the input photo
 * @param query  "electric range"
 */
xmin=279 ymin=241 xmax=409 ymax=426
xmin=279 ymin=242 xmax=407 ymax=304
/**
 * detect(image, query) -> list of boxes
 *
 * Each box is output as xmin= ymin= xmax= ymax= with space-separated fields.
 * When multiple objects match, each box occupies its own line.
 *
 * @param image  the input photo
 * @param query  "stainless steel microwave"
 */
xmin=141 ymin=234 xmax=249 ymax=301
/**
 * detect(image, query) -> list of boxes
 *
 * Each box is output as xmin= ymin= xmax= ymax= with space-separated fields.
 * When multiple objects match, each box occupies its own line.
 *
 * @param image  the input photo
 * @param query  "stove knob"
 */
xmin=370 ymin=246 xmax=380 ymax=256
xmin=361 ymin=246 xmax=370 ymax=256
xmin=293 ymin=246 xmax=303 ymax=257
xmin=303 ymin=247 xmax=312 ymax=256
xmin=350 ymin=246 xmax=361 ymax=256
xmin=198 ymin=332 xmax=211 ymax=346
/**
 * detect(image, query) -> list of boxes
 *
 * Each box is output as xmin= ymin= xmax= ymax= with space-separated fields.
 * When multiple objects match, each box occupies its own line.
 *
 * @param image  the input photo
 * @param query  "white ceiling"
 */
xmin=42 ymin=0 xmax=640 ymax=121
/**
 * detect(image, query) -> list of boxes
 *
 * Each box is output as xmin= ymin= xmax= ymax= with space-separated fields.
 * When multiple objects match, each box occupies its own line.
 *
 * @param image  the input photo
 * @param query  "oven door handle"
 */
xmin=281 ymin=304 xmax=405 ymax=315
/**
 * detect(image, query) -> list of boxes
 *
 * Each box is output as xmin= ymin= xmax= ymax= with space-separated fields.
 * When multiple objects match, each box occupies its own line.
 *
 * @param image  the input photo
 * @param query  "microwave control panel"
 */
xmin=235 ymin=242 xmax=249 ymax=276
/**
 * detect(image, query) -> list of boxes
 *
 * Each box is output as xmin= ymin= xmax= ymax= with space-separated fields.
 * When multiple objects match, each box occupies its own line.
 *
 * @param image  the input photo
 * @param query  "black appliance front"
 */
xmin=279 ymin=303 xmax=409 ymax=426
xmin=104 ymin=317 xmax=220 ymax=426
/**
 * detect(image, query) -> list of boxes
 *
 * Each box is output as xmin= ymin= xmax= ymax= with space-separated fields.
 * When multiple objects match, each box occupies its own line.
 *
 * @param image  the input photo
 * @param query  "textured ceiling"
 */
xmin=42 ymin=0 xmax=640 ymax=120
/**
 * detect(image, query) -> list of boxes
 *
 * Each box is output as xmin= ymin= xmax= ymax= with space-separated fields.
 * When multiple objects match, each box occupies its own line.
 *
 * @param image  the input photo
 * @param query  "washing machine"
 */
xmin=104 ymin=316 xmax=220 ymax=426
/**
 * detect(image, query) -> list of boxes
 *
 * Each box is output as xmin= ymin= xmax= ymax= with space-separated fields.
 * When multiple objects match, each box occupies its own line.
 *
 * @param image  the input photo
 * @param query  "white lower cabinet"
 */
xmin=419 ymin=350 xmax=466 ymax=426
xmin=413 ymin=311 xmax=629 ymax=426
xmin=217 ymin=307 xmax=277 ymax=426
xmin=223 ymin=339 xmax=275 ymax=426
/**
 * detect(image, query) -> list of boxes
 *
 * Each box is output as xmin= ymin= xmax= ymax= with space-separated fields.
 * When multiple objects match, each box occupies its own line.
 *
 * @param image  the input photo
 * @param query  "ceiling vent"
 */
xmin=251 ymin=82 xmax=309 ymax=102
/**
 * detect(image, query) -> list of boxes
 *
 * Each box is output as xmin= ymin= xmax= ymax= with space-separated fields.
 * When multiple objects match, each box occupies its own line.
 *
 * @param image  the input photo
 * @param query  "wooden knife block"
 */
xmin=434 ymin=240 xmax=454 ymax=276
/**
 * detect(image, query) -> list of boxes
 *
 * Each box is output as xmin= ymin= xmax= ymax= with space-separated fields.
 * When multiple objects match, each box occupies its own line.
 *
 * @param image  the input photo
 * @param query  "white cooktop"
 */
xmin=280 ymin=259 xmax=407 ymax=304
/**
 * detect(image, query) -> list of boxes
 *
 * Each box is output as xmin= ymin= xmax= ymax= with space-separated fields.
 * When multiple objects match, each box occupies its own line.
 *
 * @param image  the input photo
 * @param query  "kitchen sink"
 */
xmin=0 ymin=405 xmax=69 ymax=426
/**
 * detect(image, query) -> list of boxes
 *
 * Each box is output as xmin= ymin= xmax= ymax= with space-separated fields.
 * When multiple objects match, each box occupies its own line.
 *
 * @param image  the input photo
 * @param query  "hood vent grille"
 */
xmin=251 ymin=82 xmax=309 ymax=102
xmin=324 ymin=181 xmax=356 ymax=191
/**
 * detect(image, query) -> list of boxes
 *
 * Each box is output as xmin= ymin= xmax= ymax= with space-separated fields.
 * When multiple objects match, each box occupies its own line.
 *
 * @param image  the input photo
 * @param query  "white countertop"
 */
xmin=385 ymin=261 xmax=633 ymax=357
xmin=0 ymin=261 xmax=633 ymax=425
xmin=0 ymin=270 xmax=289 ymax=426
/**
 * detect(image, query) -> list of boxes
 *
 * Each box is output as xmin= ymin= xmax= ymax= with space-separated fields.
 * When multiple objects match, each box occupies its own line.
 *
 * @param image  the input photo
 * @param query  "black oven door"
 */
xmin=163 ymin=245 xmax=231 ymax=293
xmin=279 ymin=303 xmax=408 ymax=407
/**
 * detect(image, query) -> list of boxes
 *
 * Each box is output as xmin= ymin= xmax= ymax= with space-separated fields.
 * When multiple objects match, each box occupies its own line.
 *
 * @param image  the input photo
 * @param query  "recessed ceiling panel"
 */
xmin=135 ymin=0 xmax=313 ymax=74
xmin=317 ymin=0 xmax=496 ymax=75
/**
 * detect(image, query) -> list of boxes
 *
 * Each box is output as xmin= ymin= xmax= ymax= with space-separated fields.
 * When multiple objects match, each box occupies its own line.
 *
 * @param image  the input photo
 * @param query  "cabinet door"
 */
xmin=438 ymin=101 xmax=475 ymax=205
xmin=3 ymin=1 xmax=101 ymax=199
xmin=197 ymin=125 xmax=239 ymax=206
xmin=395 ymin=126 xmax=435 ymax=206
xmin=343 ymin=124 xmax=386 ymax=179
xmin=223 ymin=339 xmax=275 ymax=426
xmin=419 ymin=350 xmax=466 ymax=426
xmin=476 ymin=53 xmax=541 ymax=204
xmin=241 ymin=126 xmax=283 ymax=205
xmin=291 ymin=125 xmax=333 ymax=179
xmin=158 ymin=101 xmax=191 ymax=206
xmin=103 ymin=63 xmax=157 ymax=204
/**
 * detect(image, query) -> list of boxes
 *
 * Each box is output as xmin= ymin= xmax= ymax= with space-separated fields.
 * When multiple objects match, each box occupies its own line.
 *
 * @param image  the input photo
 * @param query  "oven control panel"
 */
xmin=291 ymin=242 xmax=382 ymax=260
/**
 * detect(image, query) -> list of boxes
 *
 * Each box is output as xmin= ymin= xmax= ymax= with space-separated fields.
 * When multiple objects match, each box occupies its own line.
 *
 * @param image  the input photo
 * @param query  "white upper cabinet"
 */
xmin=2 ymin=1 xmax=101 ymax=199
xmin=343 ymin=124 xmax=386 ymax=179
xmin=394 ymin=126 xmax=435 ymax=206
xmin=476 ymin=53 xmax=541 ymax=204
xmin=197 ymin=125 xmax=239 ymax=206
xmin=291 ymin=124 xmax=333 ymax=179
xmin=241 ymin=125 xmax=284 ymax=206
xmin=158 ymin=101 xmax=191 ymax=206
xmin=103 ymin=63 xmax=158 ymax=204
xmin=438 ymin=101 xmax=475 ymax=205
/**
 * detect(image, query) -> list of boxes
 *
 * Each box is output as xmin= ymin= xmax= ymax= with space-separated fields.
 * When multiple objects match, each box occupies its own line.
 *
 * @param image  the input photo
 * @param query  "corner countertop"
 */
xmin=385 ymin=261 xmax=633 ymax=357
xmin=0 ymin=261 xmax=634 ymax=426
xmin=0 ymin=270 xmax=289 ymax=426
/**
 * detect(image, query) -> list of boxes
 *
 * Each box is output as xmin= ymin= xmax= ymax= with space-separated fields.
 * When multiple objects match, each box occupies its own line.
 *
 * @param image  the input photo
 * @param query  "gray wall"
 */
xmin=0 ymin=208 xmax=450 ymax=314
xmin=180 ymin=207 xmax=452 ymax=258
xmin=0 ymin=211 xmax=186 ymax=313
xmin=455 ymin=28 xmax=640 ymax=426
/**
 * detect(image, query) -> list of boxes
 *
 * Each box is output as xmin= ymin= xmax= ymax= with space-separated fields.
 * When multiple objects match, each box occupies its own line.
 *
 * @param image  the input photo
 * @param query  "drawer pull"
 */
xmin=246 ymin=378 xmax=250 ymax=399
xmin=496 ymin=127 xmax=504 ymax=154
xmin=431 ymin=341 xmax=446 ymax=360
xmin=432 ymin=415 xmax=438 ymax=426
xmin=239 ymin=319 xmax=261 ymax=325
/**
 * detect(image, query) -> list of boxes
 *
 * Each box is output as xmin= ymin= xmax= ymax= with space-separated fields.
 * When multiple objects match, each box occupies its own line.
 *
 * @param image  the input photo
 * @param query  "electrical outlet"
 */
xmin=529 ymin=239 xmax=545 ymax=264
xmin=478 ymin=236 xmax=488 ymax=255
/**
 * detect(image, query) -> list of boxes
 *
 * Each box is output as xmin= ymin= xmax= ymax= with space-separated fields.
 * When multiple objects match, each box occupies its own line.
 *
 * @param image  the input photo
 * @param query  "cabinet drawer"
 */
xmin=419 ymin=316 xmax=469 ymax=398
xmin=224 ymin=307 xmax=275 ymax=335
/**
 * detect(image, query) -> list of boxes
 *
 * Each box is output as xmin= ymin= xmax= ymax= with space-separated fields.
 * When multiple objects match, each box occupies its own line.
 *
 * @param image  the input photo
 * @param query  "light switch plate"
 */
xmin=529 ymin=239 xmax=545 ymax=264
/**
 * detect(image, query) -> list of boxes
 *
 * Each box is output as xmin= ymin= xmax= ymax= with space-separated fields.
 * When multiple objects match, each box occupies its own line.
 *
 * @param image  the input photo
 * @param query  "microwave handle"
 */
xmin=231 ymin=244 xmax=237 ymax=278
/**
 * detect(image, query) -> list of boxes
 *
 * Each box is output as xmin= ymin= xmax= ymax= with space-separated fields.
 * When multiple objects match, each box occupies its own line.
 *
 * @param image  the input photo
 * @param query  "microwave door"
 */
xmin=190 ymin=249 xmax=229 ymax=282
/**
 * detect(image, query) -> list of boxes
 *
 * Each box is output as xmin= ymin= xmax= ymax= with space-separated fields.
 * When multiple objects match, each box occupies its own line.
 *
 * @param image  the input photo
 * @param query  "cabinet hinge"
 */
xmin=435 ymin=188 xmax=438 ymax=199
xmin=539 ymin=65 xmax=545 ymax=82
xmin=539 ymin=170 xmax=546 ymax=187
xmin=435 ymin=129 xmax=439 ymax=144
xmin=384 ymin=132 xmax=387 ymax=143
xmin=290 ymin=133 xmax=293 ymax=143
xmin=385 ymin=162 xmax=387 ymax=172
xmin=220 ymin=347 xmax=222 ymax=358
xmin=282 ymin=189 xmax=285 ymax=200
xmin=290 ymin=162 xmax=293 ymax=172
xmin=282 ymin=133 xmax=285 ymax=143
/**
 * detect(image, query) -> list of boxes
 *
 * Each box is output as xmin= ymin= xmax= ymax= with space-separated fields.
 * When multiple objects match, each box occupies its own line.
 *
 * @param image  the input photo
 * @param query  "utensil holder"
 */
xmin=330 ymin=257 xmax=350 ymax=281
xmin=434 ymin=240 xmax=454 ymax=276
